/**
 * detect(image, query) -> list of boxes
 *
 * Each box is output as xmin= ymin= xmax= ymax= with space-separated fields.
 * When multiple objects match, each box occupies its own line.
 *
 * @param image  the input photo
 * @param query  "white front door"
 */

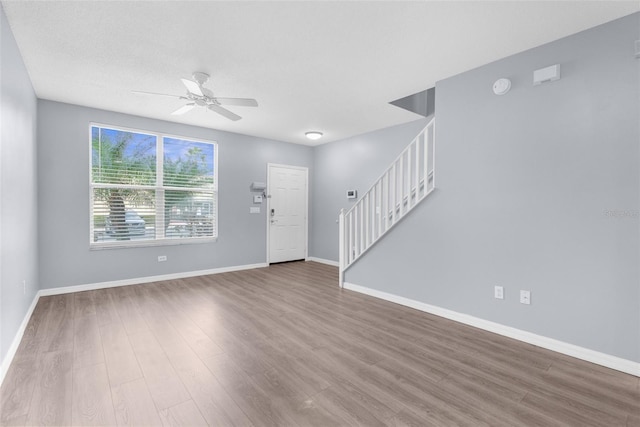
xmin=267 ymin=164 xmax=308 ymax=264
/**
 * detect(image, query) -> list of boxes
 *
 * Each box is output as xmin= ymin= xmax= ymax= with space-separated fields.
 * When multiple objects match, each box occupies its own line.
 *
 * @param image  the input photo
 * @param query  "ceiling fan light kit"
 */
xmin=134 ymin=71 xmax=258 ymax=121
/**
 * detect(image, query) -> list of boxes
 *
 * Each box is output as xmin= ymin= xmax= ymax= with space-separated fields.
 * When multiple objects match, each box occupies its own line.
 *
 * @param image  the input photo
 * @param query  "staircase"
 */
xmin=338 ymin=118 xmax=435 ymax=286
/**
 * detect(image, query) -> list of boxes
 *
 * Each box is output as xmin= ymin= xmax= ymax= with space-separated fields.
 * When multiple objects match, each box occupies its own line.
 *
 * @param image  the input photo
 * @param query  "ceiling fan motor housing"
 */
xmin=192 ymin=72 xmax=210 ymax=86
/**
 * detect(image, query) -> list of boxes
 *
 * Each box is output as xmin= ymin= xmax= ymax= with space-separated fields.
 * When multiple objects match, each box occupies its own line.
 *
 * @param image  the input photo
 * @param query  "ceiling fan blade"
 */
xmin=171 ymin=103 xmax=196 ymax=116
xmin=208 ymin=104 xmax=241 ymax=121
xmin=181 ymin=78 xmax=203 ymax=97
xmin=215 ymin=98 xmax=258 ymax=107
xmin=132 ymin=90 xmax=185 ymax=99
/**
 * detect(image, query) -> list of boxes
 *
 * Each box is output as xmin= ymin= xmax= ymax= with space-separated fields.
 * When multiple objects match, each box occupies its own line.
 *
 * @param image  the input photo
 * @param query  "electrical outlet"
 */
xmin=494 ymin=285 xmax=504 ymax=300
xmin=520 ymin=290 xmax=531 ymax=305
xmin=158 ymin=255 xmax=167 ymax=262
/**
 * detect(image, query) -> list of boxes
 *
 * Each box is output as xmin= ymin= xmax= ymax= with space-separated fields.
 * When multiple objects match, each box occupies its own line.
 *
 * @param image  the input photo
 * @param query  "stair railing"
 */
xmin=339 ymin=118 xmax=435 ymax=287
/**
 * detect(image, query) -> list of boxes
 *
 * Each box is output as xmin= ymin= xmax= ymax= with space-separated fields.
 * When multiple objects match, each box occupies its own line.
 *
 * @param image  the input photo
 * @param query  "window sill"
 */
xmin=89 ymin=237 xmax=218 ymax=250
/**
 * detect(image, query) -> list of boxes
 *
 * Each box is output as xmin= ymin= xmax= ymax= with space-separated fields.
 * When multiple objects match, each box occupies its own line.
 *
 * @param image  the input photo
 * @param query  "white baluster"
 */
xmin=383 ymin=172 xmax=389 ymax=232
xmin=415 ymin=136 xmax=420 ymax=200
xmin=339 ymin=209 xmax=345 ymax=287
xmin=364 ymin=193 xmax=369 ymax=248
xmin=357 ymin=200 xmax=362 ymax=254
xmin=407 ymin=142 xmax=413 ymax=208
xmin=390 ymin=163 xmax=396 ymax=225
xmin=375 ymin=183 xmax=379 ymax=238
xmin=348 ymin=211 xmax=353 ymax=263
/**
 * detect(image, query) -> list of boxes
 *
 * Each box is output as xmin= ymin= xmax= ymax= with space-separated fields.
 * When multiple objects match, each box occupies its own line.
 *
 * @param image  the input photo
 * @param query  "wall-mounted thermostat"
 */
xmin=253 ymin=195 xmax=263 ymax=204
xmin=347 ymin=190 xmax=358 ymax=199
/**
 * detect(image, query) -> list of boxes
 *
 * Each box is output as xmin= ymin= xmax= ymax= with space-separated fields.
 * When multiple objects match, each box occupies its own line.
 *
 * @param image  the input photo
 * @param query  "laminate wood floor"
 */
xmin=1 ymin=261 xmax=638 ymax=426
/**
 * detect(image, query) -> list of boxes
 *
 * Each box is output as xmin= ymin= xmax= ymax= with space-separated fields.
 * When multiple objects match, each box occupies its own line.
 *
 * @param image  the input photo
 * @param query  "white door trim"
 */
xmin=266 ymin=163 xmax=309 ymax=264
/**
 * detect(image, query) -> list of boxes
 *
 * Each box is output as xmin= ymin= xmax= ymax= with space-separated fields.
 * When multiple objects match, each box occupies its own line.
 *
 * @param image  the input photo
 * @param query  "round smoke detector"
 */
xmin=493 ymin=78 xmax=512 ymax=95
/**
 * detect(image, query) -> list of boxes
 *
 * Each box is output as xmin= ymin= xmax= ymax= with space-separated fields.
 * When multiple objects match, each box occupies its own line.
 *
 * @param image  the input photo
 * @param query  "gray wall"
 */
xmin=0 ymin=5 xmax=39 ymax=363
xmin=38 ymin=100 xmax=313 ymax=289
xmin=310 ymin=118 xmax=429 ymax=261
xmin=345 ymin=13 xmax=640 ymax=362
xmin=3 ymin=4 xmax=638 ymax=368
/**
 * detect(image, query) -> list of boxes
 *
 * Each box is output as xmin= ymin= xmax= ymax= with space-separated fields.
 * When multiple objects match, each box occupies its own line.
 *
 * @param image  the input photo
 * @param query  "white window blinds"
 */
xmin=90 ymin=124 xmax=217 ymax=248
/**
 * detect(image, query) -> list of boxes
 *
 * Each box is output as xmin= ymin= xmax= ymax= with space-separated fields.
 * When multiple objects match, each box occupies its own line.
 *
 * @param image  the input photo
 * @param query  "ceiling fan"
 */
xmin=133 ymin=72 xmax=258 ymax=121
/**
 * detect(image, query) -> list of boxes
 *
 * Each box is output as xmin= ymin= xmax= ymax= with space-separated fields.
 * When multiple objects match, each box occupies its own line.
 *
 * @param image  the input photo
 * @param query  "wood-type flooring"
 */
xmin=1 ymin=261 xmax=638 ymax=426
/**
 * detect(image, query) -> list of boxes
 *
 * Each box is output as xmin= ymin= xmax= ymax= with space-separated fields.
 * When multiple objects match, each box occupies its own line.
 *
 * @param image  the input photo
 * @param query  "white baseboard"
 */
xmin=306 ymin=257 xmax=339 ymax=267
xmin=0 ymin=292 xmax=40 ymax=387
xmin=0 ymin=262 xmax=267 ymax=387
xmin=38 ymin=263 xmax=268 ymax=296
xmin=343 ymin=282 xmax=640 ymax=378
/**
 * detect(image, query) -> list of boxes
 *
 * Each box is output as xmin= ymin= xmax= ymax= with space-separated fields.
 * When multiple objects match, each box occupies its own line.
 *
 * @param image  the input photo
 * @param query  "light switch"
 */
xmin=249 ymin=207 xmax=260 ymax=214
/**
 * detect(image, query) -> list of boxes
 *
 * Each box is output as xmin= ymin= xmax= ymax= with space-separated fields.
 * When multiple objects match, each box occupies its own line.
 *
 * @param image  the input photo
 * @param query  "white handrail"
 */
xmin=338 ymin=118 xmax=435 ymax=287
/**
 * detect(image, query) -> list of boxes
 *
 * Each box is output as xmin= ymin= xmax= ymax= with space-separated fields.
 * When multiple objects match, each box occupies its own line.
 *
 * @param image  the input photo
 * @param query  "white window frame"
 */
xmin=89 ymin=122 xmax=218 ymax=249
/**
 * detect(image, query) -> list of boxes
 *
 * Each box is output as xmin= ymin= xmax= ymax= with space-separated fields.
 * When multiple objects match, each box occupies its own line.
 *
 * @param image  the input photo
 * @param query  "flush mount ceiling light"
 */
xmin=305 ymin=131 xmax=323 ymax=140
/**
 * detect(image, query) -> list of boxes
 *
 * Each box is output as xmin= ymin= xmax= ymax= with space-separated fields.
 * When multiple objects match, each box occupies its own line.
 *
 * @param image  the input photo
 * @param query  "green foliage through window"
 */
xmin=90 ymin=124 xmax=217 ymax=246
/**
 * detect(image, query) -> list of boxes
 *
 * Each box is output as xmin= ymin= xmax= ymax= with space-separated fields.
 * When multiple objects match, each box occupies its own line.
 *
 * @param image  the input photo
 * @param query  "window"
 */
xmin=90 ymin=124 xmax=217 ymax=248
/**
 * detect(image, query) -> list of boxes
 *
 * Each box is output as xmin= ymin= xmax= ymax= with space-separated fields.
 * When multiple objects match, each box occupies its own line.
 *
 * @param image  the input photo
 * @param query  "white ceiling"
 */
xmin=2 ymin=1 xmax=638 ymax=145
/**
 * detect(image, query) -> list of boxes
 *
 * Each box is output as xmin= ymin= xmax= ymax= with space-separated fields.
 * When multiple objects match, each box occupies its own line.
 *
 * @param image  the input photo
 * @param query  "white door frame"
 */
xmin=266 ymin=163 xmax=309 ymax=264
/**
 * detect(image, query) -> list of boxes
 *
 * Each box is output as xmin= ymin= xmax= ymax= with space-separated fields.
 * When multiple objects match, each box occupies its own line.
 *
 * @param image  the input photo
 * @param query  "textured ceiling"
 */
xmin=2 ymin=1 xmax=638 ymax=145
